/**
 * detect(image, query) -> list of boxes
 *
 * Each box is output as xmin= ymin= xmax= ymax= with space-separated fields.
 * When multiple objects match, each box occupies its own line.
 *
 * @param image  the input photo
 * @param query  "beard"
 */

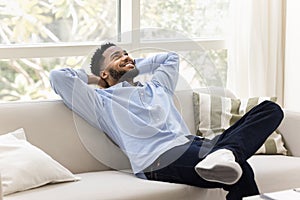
xmin=109 ymin=68 xmax=139 ymax=83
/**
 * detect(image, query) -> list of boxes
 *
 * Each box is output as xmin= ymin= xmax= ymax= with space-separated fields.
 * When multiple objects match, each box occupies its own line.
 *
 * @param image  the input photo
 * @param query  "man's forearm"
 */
xmin=134 ymin=52 xmax=179 ymax=93
xmin=135 ymin=52 xmax=179 ymax=75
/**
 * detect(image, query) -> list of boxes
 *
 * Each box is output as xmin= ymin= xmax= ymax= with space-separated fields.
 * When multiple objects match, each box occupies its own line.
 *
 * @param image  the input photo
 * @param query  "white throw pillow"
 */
xmin=0 ymin=128 xmax=80 ymax=196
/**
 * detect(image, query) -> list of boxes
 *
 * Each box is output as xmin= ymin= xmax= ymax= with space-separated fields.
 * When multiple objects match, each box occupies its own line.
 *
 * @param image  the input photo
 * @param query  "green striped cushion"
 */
xmin=193 ymin=92 xmax=287 ymax=155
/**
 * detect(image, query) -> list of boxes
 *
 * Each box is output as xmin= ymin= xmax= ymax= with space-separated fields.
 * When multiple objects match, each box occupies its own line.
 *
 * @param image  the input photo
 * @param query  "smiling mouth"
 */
xmin=125 ymin=63 xmax=135 ymax=68
xmin=121 ymin=61 xmax=135 ymax=69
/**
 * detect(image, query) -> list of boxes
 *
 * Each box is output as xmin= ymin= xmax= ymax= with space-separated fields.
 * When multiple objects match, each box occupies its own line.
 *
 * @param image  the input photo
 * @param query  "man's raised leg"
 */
xmin=195 ymin=101 xmax=283 ymax=186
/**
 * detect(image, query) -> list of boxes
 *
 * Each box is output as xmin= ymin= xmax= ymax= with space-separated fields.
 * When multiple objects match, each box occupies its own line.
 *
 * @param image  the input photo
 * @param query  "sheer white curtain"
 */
xmin=227 ymin=0 xmax=286 ymax=105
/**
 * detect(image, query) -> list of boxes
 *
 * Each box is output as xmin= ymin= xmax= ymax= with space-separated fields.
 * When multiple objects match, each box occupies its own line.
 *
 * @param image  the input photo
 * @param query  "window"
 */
xmin=0 ymin=0 xmax=229 ymax=101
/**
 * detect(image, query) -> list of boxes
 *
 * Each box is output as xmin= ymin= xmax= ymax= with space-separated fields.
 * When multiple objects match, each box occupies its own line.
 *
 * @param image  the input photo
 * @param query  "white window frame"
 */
xmin=0 ymin=0 xmax=226 ymax=59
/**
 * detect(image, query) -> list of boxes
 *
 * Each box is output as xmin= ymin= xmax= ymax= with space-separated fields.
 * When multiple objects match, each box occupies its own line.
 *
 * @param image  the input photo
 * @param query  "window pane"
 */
xmin=175 ymin=49 xmax=227 ymax=89
xmin=0 ymin=56 xmax=87 ymax=101
xmin=133 ymin=49 xmax=227 ymax=90
xmin=0 ymin=0 xmax=116 ymax=44
xmin=140 ymin=0 xmax=230 ymax=40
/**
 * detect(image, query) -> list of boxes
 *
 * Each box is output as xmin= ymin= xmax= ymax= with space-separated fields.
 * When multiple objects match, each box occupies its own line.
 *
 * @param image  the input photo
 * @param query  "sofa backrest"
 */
xmin=0 ymin=87 xmax=235 ymax=174
xmin=0 ymin=100 xmax=115 ymax=173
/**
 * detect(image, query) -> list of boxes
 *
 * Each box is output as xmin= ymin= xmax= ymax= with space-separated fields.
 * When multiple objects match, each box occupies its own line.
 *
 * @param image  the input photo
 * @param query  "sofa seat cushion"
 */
xmin=4 ymin=171 xmax=227 ymax=200
xmin=248 ymin=155 xmax=300 ymax=193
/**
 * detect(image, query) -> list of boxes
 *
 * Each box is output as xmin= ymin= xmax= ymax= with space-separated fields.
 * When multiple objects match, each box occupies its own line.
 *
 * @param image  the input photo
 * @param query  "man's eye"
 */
xmin=112 ymin=54 xmax=121 ymax=60
xmin=124 ymin=52 xmax=128 ymax=56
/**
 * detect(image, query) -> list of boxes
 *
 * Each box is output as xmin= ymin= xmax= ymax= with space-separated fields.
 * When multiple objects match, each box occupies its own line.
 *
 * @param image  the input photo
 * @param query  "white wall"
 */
xmin=284 ymin=0 xmax=300 ymax=111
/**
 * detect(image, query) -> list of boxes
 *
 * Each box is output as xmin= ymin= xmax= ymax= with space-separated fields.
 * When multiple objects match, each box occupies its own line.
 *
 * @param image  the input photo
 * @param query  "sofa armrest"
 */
xmin=277 ymin=110 xmax=300 ymax=156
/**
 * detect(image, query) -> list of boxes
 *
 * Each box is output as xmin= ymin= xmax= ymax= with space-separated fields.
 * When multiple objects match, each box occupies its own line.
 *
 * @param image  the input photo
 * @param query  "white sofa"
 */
xmin=0 ymin=89 xmax=300 ymax=200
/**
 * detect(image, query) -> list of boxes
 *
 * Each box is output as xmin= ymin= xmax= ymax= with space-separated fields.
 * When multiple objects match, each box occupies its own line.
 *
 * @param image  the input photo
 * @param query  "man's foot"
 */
xmin=194 ymin=149 xmax=242 ymax=185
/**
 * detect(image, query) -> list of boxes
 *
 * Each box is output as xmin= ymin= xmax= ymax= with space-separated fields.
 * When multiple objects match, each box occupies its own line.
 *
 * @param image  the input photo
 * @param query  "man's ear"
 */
xmin=100 ymin=70 xmax=109 ymax=79
xmin=98 ymin=71 xmax=109 ymax=88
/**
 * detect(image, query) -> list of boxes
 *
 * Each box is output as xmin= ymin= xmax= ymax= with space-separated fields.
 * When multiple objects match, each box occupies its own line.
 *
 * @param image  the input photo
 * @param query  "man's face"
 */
xmin=101 ymin=46 xmax=137 ymax=86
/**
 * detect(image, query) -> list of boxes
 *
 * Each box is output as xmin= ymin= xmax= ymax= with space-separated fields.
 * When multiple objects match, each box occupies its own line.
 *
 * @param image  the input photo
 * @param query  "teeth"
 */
xmin=126 ymin=63 xmax=134 ymax=67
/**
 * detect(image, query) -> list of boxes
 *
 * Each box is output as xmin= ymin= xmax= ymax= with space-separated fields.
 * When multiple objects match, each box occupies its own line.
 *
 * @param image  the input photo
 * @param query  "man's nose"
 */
xmin=122 ymin=55 xmax=130 ymax=62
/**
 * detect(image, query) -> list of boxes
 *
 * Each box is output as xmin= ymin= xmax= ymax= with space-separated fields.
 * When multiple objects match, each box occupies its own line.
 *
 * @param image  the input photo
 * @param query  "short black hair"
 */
xmin=90 ymin=42 xmax=116 ymax=76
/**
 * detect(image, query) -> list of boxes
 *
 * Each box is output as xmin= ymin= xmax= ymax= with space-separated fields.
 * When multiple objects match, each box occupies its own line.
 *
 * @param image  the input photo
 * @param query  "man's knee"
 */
xmin=261 ymin=100 xmax=284 ymax=122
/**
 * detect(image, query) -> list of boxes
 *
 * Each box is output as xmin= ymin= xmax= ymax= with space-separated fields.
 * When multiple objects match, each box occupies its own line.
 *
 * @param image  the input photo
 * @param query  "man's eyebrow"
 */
xmin=110 ymin=51 xmax=122 ymax=59
xmin=109 ymin=50 xmax=128 ymax=60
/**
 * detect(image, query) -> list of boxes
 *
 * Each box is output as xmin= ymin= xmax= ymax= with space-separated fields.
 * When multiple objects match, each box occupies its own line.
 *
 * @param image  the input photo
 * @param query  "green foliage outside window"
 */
xmin=0 ymin=0 xmax=116 ymax=43
xmin=141 ymin=0 xmax=229 ymax=39
xmin=0 ymin=0 xmax=116 ymax=101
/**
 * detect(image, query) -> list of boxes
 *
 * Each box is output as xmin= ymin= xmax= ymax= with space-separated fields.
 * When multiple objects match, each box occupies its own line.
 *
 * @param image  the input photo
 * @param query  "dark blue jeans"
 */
xmin=143 ymin=101 xmax=284 ymax=200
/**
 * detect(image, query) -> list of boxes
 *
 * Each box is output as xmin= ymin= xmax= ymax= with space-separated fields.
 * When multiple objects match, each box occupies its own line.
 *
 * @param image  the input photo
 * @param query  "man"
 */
xmin=50 ymin=42 xmax=283 ymax=200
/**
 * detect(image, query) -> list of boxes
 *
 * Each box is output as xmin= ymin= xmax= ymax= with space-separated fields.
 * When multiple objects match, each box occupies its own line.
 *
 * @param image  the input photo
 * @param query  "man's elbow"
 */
xmin=168 ymin=52 xmax=179 ymax=59
xmin=167 ymin=52 xmax=180 ymax=69
xmin=49 ymin=69 xmax=61 ymax=85
xmin=49 ymin=69 xmax=68 ymax=93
